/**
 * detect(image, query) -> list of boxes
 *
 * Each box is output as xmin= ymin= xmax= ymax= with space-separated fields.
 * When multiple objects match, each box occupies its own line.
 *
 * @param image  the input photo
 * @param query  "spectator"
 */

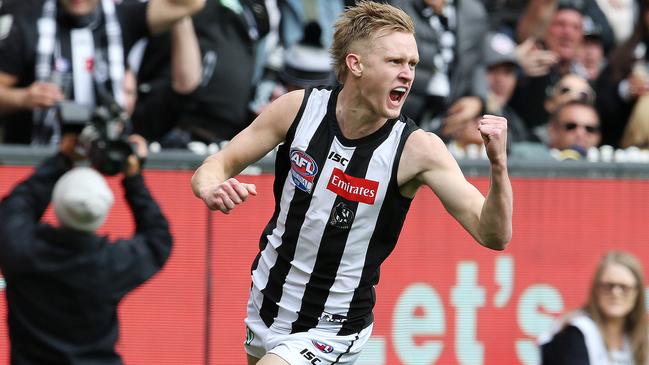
xmin=539 ymin=250 xmax=648 ymax=365
xmin=277 ymin=22 xmax=335 ymax=92
xmin=533 ymin=73 xmax=596 ymax=143
xmin=547 ymin=99 xmax=601 ymax=157
xmin=483 ymin=32 xmax=530 ymax=144
xmin=620 ymin=93 xmax=649 ymax=148
xmin=480 ymin=0 xmax=527 ymax=37
xmin=250 ymin=1 xmax=344 ymax=122
xmin=580 ymin=0 xmax=636 ymax=54
xmin=510 ymin=72 xmax=595 ymax=144
xmin=128 ymin=16 xmax=202 ymax=146
xmin=594 ymin=0 xmax=649 ymax=148
xmin=0 ymin=0 xmax=204 ymax=145
xmin=249 ymin=21 xmax=335 ymax=117
xmin=518 ymin=0 xmax=635 ymax=57
xmin=140 ymin=0 xmax=269 ymax=147
xmin=545 ymin=73 xmax=595 ymax=116
xmin=446 ymin=116 xmax=488 ymax=159
xmin=448 ymin=32 xmax=531 ymax=159
xmin=511 ymin=0 xmax=584 ymax=129
xmin=391 ymin=0 xmax=489 ymax=140
xmin=577 ymin=17 xmax=607 ymax=81
xmin=0 ymin=133 xmax=172 ymax=364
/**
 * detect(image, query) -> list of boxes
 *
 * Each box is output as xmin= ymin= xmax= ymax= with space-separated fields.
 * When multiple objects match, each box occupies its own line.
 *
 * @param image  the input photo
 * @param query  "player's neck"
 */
xmin=336 ymin=85 xmax=387 ymax=140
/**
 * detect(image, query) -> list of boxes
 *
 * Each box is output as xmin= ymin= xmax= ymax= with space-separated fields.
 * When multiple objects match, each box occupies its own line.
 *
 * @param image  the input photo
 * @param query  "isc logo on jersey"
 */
xmin=290 ymin=149 xmax=318 ymax=193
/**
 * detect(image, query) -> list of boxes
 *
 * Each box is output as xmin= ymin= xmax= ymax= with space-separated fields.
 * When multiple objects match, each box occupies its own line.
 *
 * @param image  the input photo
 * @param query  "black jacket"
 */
xmin=541 ymin=325 xmax=590 ymax=365
xmin=0 ymin=153 xmax=172 ymax=365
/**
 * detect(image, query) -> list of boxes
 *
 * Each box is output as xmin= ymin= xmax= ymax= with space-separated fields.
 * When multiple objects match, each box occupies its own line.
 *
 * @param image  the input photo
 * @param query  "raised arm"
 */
xmin=146 ymin=0 xmax=205 ymax=35
xmin=191 ymin=90 xmax=304 ymax=213
xmin=399 ymin=115 xmax=512 ymax=250
xmin=170 ymin=17 xmax=202 ymax=94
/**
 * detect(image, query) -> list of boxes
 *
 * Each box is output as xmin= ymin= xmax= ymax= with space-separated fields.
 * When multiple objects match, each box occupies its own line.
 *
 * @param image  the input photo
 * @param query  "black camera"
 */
xmin=57 ymin=99 xmax=133 ymax=176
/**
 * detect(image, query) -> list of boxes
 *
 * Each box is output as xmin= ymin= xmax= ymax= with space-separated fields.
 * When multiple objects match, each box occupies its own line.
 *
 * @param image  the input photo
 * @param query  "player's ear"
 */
xmin=346 ymin=53 xmax=363 ymax=77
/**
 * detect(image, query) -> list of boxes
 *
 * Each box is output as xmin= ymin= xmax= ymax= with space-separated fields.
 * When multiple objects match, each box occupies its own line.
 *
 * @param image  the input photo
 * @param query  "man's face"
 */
xmin=545 ymin=9 xmax=583 ymax=62
xmin=59 ymin=0 xmax=100 ymax=17
xmin=549 ymin=103 xmax=601 ymax=150
xmin=486 ymin=63 xmax=517 ymax=109
xmin=355 ymin=31 xmax=418 ymax=120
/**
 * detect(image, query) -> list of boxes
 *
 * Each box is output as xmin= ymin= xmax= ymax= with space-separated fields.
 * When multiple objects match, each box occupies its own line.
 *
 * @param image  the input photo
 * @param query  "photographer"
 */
xmin=0 ymin=0 xmax=204 ymax=145
xmin=0 ymin=133 xmax=173 ymax=364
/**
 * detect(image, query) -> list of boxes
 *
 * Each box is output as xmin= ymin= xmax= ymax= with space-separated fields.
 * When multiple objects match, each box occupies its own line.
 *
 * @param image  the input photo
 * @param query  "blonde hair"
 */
xmin=330 ymin=1 xmax=415 ymax=83
xmin=584 ymin=250 xmax=648 ymax=365
xmin=620 ymin=94 xmax=649 ymax=148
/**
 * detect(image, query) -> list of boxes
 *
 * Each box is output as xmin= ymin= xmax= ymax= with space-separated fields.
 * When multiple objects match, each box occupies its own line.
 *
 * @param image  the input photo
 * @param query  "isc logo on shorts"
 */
xmin=290 ymin=149 xmax=318 ymax=193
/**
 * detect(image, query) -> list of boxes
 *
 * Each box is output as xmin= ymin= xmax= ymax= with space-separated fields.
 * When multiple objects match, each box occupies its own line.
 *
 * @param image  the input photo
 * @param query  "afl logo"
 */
xmin=311 ymin=340 xmax=334 ymax=354
xmin=290 ymin=149 xmax=318 ymax=193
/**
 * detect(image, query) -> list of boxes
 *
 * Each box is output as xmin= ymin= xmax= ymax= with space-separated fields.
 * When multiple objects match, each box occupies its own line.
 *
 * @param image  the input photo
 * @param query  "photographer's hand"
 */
xmin=125 ymin=134 xmax=149 ymax=177
xmin=60 ymin=133 xmax=85 ymax=162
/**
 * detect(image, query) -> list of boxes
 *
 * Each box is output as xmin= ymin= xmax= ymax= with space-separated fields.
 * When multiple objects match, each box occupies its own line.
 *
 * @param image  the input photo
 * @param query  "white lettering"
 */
xmin=393 ymin=283 xmax=445 ymax=364
xmin=330 ymin=174 xmax=376 ymax=197
xmin=516 ymin=285 xmax=563 ymax=365
xmin=451 ymin=261 xmax=485 ymax=365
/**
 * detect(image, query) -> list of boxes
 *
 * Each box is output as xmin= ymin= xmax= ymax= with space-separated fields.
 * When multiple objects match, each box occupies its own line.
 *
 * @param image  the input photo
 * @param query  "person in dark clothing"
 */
xmin=0 ymin=133 xmax=172 ymax=365
xmin=0 ymin=0 xmax=205 ymax=145
xmin=593 ymin=0 xmax=649 ymax=148
xmin=133 ymin=0 xmax=269 ymax=147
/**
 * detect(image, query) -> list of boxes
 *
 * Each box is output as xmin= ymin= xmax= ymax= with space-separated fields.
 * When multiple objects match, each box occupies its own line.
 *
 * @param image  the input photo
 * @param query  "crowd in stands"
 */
xmin=0 ymin=0 xmax=648 ymax=163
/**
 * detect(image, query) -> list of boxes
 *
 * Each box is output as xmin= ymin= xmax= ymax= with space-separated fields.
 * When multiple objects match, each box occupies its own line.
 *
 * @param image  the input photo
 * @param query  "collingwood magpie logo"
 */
xmin=329 ymin=202 xmax=355 ymax=230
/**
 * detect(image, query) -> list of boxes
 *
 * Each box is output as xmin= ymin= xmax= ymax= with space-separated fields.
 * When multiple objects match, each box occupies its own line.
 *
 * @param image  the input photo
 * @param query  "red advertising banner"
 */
xmin=2 ymin=166 xmax=649 ymax=364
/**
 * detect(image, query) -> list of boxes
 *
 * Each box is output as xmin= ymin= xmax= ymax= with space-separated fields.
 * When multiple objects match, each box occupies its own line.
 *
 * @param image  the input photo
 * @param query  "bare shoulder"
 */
xmin=401 ymin=129 xmax=451 ymax=171
xmin=398 ymin=129 xmax=457 ymax=194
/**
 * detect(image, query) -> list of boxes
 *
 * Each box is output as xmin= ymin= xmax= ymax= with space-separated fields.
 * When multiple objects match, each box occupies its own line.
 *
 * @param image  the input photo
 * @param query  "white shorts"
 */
xmin=244 ymin=299 xmax=373 ymax=364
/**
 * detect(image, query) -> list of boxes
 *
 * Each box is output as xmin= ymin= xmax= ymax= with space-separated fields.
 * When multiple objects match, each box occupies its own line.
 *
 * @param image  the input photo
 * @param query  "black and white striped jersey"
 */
xmin=249 ymin=86 xmax=419 ymax=336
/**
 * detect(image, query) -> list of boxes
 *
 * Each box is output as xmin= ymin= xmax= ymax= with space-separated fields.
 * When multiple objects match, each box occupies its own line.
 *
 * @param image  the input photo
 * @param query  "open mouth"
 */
xmin=389 ymin=87 xmax=407 ymax=103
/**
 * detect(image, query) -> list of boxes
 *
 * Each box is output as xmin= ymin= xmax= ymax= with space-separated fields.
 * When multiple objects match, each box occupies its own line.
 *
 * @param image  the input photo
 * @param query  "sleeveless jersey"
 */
xmin=250 ymin=86 xmax=419 ymax=336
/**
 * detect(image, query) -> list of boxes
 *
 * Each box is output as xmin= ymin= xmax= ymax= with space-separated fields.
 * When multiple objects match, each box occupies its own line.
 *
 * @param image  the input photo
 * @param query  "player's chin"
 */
xmin=383 ymin=105 xmax=402 ymax=119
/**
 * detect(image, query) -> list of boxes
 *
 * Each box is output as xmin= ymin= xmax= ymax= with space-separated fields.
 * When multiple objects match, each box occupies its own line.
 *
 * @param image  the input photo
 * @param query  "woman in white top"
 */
xmin=540 ymin=250 xmax=648 ymax=365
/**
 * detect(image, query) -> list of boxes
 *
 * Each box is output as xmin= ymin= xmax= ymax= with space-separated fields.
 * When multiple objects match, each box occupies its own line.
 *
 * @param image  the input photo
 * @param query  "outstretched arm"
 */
xmin=399 ymin=115 xmax=512 ymax=250
xmin=191 ymin=90 xmax=304 ymax=213
xmin=170 ymin=17 xmax=202 ymax=94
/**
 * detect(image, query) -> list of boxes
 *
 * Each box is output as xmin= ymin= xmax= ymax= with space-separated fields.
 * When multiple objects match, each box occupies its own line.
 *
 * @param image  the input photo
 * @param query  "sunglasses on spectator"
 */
xmin=597 ymin=281 xmax=637 ymax=296
xmin=557 ymin=86 xmax=595 ymax=104
xmin=560 ymin=121 xmax=600 ymax=134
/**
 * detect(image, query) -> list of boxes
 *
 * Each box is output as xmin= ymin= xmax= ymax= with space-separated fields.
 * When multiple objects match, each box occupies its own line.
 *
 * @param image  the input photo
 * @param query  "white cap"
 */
xmin=53 ymin=167 xmax=114 ymax=232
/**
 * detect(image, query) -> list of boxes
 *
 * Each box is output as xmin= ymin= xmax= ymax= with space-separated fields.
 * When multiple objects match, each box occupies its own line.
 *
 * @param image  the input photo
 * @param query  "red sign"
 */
xmin=2 ymin=168 xmax=649 ymax=365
